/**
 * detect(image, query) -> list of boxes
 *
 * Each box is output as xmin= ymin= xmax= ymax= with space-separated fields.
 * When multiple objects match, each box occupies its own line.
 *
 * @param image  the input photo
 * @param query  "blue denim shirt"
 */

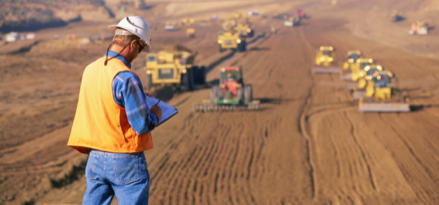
xmin=106 ymin=51 xmax=158 ymax=135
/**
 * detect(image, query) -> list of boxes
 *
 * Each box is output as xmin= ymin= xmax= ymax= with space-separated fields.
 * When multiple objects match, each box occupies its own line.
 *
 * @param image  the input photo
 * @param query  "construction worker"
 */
xmin=67 ymin=16 xmax=161 ymax=205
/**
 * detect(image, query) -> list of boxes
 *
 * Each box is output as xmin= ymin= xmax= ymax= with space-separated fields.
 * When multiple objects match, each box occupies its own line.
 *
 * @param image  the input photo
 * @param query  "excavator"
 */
xmin=358 ymin=71 xmax=410 ymax=112
xmin=192 ymin=66 xmax=260 ymax=112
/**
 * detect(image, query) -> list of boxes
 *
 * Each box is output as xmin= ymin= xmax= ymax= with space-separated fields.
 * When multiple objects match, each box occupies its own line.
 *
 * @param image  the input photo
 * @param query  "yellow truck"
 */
xmin=144 ymin=45 xmax=206 ymax=91
xmin=218 ymin=30 xmax=246 ymax=52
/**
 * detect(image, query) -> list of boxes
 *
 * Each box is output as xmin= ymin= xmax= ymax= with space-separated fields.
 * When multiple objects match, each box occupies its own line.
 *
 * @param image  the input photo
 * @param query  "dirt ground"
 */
xmin=1 ymin=0 xmax=439 ymax=204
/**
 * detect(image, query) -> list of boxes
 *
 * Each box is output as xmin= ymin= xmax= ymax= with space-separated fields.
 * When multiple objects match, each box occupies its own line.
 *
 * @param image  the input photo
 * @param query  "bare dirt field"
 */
xmin=1 ymin=0 xmax=439 ymax=204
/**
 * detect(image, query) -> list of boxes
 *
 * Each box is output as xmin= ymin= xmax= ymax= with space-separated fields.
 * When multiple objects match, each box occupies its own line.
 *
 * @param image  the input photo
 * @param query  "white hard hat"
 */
xmin=108 ymin=16 xmax=151 ymax=51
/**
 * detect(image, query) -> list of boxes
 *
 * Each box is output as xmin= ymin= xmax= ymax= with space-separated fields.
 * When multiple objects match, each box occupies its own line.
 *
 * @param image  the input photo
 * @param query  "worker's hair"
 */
xmin=112 ymin=28 xmax=141 ymax=47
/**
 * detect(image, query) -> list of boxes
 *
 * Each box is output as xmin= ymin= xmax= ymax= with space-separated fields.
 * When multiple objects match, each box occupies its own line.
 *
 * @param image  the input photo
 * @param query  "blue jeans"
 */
xmin=83 ymin=150 xmax=150 ymax=205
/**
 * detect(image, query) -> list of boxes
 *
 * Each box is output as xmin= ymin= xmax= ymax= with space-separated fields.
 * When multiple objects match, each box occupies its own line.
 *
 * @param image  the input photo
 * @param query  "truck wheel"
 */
xmin=146 ymin=74 xmax=153 ymax=91
xmin=219 ymin=44 xmax=223 ymax=52
xmin=244 ymin=84 xmax=253 ymax=104
xmin=192 ymin=66 xmax=200 ymax=84
xmin=200 ymin=66 xmax=206 ymax=85
xmin=239 ymin=40 xmax=247 ymax=52
xmin=181 ymin=69 xmax=193 ymax=91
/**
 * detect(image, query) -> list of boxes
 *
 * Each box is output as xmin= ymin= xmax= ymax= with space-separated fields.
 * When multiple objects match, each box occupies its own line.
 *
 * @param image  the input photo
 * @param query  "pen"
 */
xmin=155 ymin=100 xmax=160 ymax=106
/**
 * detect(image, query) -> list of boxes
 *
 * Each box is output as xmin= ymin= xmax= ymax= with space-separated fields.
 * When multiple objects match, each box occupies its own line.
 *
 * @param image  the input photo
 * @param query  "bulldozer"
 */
xmin=218 ymin=30 xmax=246 ymax=52
xmin=284 ymin=15 xmax=301 ymax=27
xmin=409 ymin=19 xmax=428 ymax=35
xmin=144 ymin=45 xmax=206 ymax=91
xmin=342 ymin=50 xmax=362 ymax=69
xmin=192 ymin=66 xmax=260 ymax=112
xmin=351 ymin=64 xmax=383 ymax=99
xmin=312 ymin=46 xmax=342 ymax=73
xmin=341 ymin=58 xmax=373 ymax=82
xmin=233 ymin=11 xmax=248 ymax=19
xmin=186 ymin=28 xmax=195 ymax=38
xmin=358 ymin=71 xmax=410 ymax=112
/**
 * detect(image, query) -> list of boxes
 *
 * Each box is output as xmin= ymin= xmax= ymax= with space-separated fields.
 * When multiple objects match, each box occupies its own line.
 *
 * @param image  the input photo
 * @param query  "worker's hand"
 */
xmin=149 ymin=105 xmax=162 ymax=121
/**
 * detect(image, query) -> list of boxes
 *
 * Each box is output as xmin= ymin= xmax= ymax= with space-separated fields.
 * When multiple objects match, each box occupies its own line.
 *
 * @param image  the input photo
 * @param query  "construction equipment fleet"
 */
xmin=312 ymin=46 xmax=342 ymax=73
xmin=358 ymin=71 xmax=410 ymax=112
xmin=192 ymin=66 xmax=260 ymax=112
xmin=218 ymin=30 xmax=246 ymax=52
xmin=144 ymin=45 xmax=206 ymax=91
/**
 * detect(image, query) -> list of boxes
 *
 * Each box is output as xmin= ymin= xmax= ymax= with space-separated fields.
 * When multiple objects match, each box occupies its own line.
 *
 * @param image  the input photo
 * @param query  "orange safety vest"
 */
xmin=68 ymin=57 xmax=153 ymax=154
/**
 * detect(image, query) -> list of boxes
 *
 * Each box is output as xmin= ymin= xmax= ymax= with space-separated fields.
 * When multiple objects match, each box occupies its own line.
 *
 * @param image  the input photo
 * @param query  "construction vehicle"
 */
xmin=233 ymin=23 xmax=254 ymax=37
xmin=389 ymin=10 xmax=404 ymax=22
xmin=192 ymin=66 xmax=260 ymax=112
xmin=218 ymin=30 xmax=246 ymax=52
xmin=144 ymin=45 xmax=206 ymax=91
xmin=342 ymin=50 xmax=362 ymax=69
xmin=270 ymin=24 xmax=279 ymax=34
xmin=165 ymin=22 xmax=177 ymax=31
xmin=358 ymin=71 xmax=410 ymax=112
xmin=351 ymin=64 xmax=383 ymax=99
xmin=312 ymin=46 xmax=342 ymax=73
xmin=341 ymin=58 xmax=374 ymax=86
xmin=180 ymin=18 xmax=194 ymax=26
xmin=284 ymin=15 xmax=301 ymax=27
xmin=186 ymin=28 xmax=195 ymax=38
xmin=409 ymin=20 xmax=428 ymax=35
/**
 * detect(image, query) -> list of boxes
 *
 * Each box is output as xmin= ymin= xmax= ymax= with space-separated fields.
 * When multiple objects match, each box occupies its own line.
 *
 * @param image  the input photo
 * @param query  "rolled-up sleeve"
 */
xmin=112 ymin=71 xmax=158 ymax=135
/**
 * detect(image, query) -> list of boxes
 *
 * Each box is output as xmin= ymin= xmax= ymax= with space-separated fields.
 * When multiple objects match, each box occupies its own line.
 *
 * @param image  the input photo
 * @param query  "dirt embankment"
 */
xmin=0 ymin=0 xmax=114 ymax=33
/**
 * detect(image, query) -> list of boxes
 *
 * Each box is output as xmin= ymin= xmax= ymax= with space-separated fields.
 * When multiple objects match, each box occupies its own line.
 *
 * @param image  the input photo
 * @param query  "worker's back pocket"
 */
xmin=85 ymin=153 xmax=99 ymax=180
xmin=112 ymin=154 xmax=140 ymax=184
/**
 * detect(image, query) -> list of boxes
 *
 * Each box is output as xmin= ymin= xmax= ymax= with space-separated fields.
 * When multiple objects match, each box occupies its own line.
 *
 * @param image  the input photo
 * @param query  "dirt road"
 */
xmin=1 ymin=0 xmax=439 ymax=204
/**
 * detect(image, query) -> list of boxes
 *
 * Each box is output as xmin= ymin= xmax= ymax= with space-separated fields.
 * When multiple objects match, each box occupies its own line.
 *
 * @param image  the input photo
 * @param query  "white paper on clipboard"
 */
xmin=146 ymin=96 xmax=179 ymax=126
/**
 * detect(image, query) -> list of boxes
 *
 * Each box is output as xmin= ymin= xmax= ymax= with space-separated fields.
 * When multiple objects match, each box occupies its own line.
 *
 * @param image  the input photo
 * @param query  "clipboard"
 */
xmin=146 ymin=96 xmax=179 ymax=126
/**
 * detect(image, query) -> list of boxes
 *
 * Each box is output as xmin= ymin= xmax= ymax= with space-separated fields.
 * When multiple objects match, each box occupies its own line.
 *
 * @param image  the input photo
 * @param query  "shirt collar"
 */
xmin=104 ymin=51 xmax=131 ymax=69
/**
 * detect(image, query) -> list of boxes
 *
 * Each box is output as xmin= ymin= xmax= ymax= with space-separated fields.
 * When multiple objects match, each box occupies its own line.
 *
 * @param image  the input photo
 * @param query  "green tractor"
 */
xmin=192 ymin=66 xmax=260 ymax=112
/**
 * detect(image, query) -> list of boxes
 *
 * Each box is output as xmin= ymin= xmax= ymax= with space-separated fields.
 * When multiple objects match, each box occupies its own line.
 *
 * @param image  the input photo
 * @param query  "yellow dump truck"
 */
xmin=218 ymin=30 xmax=246 ymax=52
xmin=359 ymin=71 xmax=410 ymax=112
xmin=312 ymin=46 xmax=342 ymax=73
xmin=144 ymin=45 xmax=206 ymax=91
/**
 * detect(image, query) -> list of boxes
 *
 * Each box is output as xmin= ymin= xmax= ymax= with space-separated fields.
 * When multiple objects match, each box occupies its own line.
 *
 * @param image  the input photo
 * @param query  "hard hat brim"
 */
xmin=108 ymin=25 xmax=150 ymax=52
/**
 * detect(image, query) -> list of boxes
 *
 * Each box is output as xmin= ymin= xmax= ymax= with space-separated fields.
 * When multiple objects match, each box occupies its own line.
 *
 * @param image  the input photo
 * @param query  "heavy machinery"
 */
xmin=233 ymin=22 xmax=254 ymax=37
xmin=341 ymin=58 xmax=374 ymax=88
xmin=144 ymin=45 xmax=206 ymax=91
xmin=218 ymin=30 xmax=246 ymax=52
xmin=409 ymin=20 xmax=428 ymax=35
xmin=165 ymin=22 xmax=177 ymax=31
xmin=312 ymin=46 xmax=342 ymax=73
xmin=343 ymin=50 xmax=362 ymax=68
xmin=389 ymin=10 xmax=404 ymax=22
xmin=358 ymin=71 xmax=410 ymax=112
xmin=294 ymin=9 xmax=306 ymax=18
xmin=186 ymin=28 xmax=195 ymax=38
xmin=180 ymin=18 xmax=194 ymax=26
xmin=284 ymin=15 xmax=301 ymax=27
xmin=233 ymin=11 xmax=247 ymax=19
xmin=351 ymin=64 xmax=383 ymax=99
xmin=192 ymin=66 xmax=260 ymax=112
